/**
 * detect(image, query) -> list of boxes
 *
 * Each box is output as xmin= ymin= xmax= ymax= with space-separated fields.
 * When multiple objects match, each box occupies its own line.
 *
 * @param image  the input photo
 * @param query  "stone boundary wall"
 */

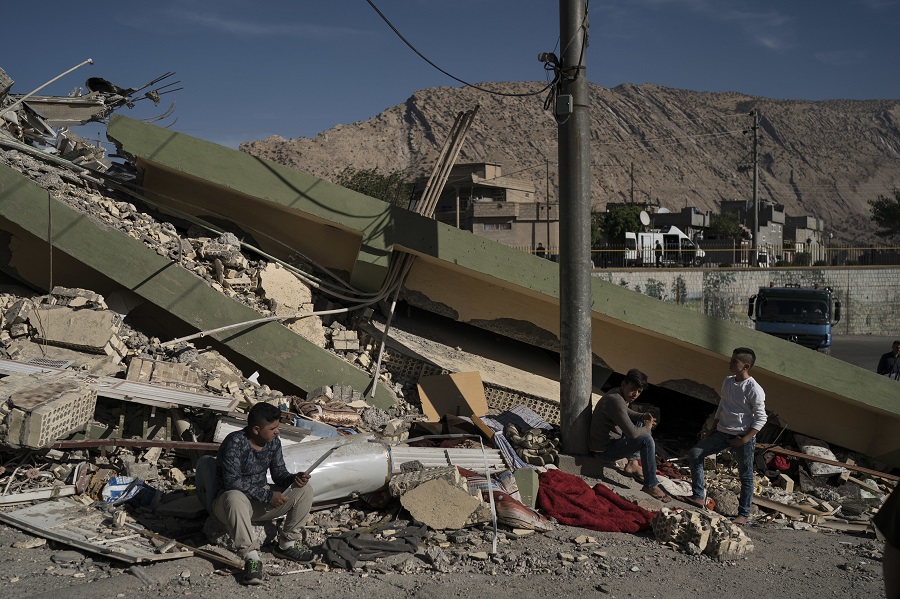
xmin=592 ymin=267 xmax=900 ymax=336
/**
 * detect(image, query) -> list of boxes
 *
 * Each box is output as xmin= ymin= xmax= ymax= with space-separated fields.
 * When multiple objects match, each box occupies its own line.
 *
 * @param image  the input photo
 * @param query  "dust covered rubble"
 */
xmin=0 ymin=145 xmax=418 ymax=405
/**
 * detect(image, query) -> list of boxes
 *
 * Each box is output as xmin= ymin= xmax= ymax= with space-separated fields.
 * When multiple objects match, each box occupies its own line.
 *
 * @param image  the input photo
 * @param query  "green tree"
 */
xmin=707 ymin=212 xmax=742 ymax=239
xmin=868 ymin=189 xmax=900 ymax=239
xmin=590 ymin=211 xmax=605 ymax=247
xmin=335 ymin=167 xmax=415 ymax=210
xmin=793 ymin=252 xmax=812 ymax=266
xmin=596 ymin=205 xmax=644 ymax=243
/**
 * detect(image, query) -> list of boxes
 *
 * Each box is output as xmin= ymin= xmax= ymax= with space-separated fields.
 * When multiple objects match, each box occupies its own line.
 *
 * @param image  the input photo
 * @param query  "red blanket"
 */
xmin=537 ymin=468 xmax=655 ymax=533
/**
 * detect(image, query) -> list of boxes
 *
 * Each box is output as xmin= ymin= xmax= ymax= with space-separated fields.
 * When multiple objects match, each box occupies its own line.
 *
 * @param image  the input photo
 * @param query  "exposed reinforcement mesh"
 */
xmin=364 ymin=333 xmax=560 ymax=425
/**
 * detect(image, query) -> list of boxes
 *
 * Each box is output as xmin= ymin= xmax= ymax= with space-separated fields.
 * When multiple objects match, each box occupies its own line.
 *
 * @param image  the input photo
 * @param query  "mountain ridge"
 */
xmin=240 ymin=82 xmax=900 ymax=243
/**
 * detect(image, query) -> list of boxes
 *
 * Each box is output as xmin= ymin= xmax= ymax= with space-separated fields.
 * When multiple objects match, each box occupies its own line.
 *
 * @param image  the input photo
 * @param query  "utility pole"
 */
xmin=557 ymin=0 xmax=592 ymax=454
xmin=629 ymin=162 xmax=634 ymax=205
xmin=750 ymin=110 xmax=760 ymax=261
xmin=546 ymin=157 xmax=551 ymax=247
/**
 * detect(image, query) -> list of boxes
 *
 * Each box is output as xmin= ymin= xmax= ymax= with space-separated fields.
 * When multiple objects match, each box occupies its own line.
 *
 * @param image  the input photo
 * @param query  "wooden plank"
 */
xmin=758 ymin=444 xmax=899 ymax=482
xmin=752 ymin=496 xmax=831 ymax=519
xmin=818 ymin=518 xmax=873 ymax=534
xmin=847 ymin=475 xmax=883 ymax=494
xmin=125 ymin=523 xmax=241 ymax=570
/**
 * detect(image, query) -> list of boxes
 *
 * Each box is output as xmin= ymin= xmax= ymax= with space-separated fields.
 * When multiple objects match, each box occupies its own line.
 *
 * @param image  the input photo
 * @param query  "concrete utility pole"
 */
xmin=546 ymin=157 xmax=551 ymax=247
xmin=557 ymin=0 xmax=592 ymax=454
xmin=750 ymin=110 xmax=760 ymax=259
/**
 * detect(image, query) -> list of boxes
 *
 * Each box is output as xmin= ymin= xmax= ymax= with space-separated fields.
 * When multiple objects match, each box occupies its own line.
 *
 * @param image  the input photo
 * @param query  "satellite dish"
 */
xmin=657 ymin=208 xmax=671 ymax=214
xmin=639 ymin=211 xmax=651 ymax=226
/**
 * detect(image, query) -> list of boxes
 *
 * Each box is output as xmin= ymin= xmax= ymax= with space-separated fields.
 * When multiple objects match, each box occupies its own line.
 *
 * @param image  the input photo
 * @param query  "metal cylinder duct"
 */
xmin=280 ymin=436 xmax=390 ymax=502
xmin=280 ymin=437 xmax=508 ymax=502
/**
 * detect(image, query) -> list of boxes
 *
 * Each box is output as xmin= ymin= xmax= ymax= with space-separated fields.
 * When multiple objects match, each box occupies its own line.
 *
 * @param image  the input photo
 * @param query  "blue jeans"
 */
xmin=597 ymin=425 xmax=659 ymax=488
xmin=688 ymin=431 xmax=756 ymax=518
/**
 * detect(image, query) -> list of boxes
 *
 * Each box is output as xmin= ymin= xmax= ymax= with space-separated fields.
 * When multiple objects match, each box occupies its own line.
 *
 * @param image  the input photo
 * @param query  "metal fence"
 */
xmin=519 ymin=243 xmax=900 ymax=268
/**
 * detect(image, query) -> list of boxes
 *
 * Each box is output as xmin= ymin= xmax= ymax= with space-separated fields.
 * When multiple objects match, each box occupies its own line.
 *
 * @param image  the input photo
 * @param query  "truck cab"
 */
xmin=747 ymin=285 xmax=841 ymax=353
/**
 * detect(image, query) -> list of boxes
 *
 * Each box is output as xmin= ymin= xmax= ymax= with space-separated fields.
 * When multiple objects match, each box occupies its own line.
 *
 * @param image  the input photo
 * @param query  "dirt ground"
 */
xmin=0 ymin=470 xmax=886 ymax=599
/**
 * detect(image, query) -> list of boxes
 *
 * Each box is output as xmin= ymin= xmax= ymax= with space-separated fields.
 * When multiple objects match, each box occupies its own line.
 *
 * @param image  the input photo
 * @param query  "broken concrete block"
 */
xmin=399 ymin=477 xmax=484 ymax=530
xmin=168 ymin=468 xmax=187 ymax=485
xmin=127 ymin=357 xmax=203 ymax=389
xmin=28 ymin=305 xmax=121 ymax=354
xmin=259 ymin=263 xmax=313 ymax=305
xmin=49 ymin=286 xmax=107 ymax=309
xmin=332 ymin=332 xmax=360 ymax=352
xmin=125 ymin=461 xmax=158 ymax=481
xmin=651 ymin=508 xmax=753 ymax=560
xmin=0 ymin=374 xmax=97 ymax=449
xmin=256 ymin=264 xmax=325 ymax=347
xmin=8 ymin=323 xmax=29 ymax=338
xmin=777 ymin=473 xmax=795 ymax=493
xmin=388 ymin=466 xmax=464 ymax=497
xmin=142 ymin=447 xmax=163 ymax=465
xmin=4 ymin=298 xmax=34 ymax=326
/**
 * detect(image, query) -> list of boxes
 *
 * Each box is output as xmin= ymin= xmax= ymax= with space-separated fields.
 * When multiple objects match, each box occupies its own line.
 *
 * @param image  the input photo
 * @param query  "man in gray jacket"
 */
xmin=589 ymin=368 xmax=670 ymax=503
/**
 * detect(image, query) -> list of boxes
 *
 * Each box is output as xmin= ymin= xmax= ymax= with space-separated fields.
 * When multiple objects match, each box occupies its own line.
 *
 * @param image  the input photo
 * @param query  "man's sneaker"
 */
xmin=271 ymin=542 xmax=314 ymax=563
xmin=243 ymin=558 xmax=263 ymax=585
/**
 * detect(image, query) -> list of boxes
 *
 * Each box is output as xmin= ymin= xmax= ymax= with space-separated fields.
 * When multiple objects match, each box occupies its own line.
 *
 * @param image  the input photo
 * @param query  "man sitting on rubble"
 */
xmin=589 ymin=368 xmax=671 ymax=503
xmin=214 ymin=402 xmax=315 ymax=585
xmin=684 ymin=347 xmax=767 ymax=526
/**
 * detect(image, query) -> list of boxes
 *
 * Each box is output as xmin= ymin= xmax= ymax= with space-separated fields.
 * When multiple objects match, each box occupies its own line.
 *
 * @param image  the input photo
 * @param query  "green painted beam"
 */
xmin=0 ymin=164 xmax=395 ymax=408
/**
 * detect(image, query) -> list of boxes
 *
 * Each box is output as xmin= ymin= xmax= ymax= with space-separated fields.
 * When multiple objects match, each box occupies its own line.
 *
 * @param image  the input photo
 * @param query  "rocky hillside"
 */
xmin=240 ymin=82 xmax=900 ymax=243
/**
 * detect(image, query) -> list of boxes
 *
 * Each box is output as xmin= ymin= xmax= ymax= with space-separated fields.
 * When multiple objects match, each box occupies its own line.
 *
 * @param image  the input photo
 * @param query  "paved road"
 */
xmin=830 ymin=334 xmax=895 ymax=371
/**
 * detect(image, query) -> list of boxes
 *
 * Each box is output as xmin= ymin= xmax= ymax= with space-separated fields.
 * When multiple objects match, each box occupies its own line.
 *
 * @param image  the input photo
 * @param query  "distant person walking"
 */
xmin=877 ymin=340 xmax=900 ymax=380
xmin=535 ymin=243 xmax=546 ymax=259
xmin=654 ymin=241 xmax=663 ymax=267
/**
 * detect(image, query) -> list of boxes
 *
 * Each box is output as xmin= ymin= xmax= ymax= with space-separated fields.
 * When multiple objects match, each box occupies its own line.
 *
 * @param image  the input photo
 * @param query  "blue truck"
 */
xmin=747 ymin=285 xmax=841 ymax=354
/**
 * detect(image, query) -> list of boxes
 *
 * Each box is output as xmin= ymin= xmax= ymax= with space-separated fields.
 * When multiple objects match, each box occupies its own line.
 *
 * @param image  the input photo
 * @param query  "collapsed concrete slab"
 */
xmin=28 ymin=305 xmax=126 ymax=362
xmin=101 ymin=116 xmax=900 ymax=466
xmin=399 ymin=477 xmax=485 ymax=530
xmin=0 ymin=164 xmax=395 ymax=408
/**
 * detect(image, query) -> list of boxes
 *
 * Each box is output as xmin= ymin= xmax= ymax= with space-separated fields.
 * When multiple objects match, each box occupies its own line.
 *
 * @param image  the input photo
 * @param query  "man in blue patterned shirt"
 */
xmin=213 ymin=402 xmax=314 ymax=584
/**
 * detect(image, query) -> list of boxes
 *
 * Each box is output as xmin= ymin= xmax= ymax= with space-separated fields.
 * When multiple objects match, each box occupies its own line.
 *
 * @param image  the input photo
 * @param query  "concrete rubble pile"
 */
xmin=0 ymin=278 xmax=564 ymax=576
xmin=670 ymin=444 xmax=895 ymax=537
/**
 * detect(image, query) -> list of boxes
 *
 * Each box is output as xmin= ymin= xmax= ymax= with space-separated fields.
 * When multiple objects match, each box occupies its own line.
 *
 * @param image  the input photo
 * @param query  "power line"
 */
xmin=365 ymin=0 xmax=555 ymax=99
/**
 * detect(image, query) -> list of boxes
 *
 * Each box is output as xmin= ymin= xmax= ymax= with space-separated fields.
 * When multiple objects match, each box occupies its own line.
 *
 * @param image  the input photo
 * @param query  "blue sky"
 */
xmin=5 ymin=0 xmax=899 ymax=149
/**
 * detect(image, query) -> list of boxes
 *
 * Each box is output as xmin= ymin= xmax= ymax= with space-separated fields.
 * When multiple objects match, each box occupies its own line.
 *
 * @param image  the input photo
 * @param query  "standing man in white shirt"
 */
xmin=684 ymin=347 xmax=767 ymax=526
